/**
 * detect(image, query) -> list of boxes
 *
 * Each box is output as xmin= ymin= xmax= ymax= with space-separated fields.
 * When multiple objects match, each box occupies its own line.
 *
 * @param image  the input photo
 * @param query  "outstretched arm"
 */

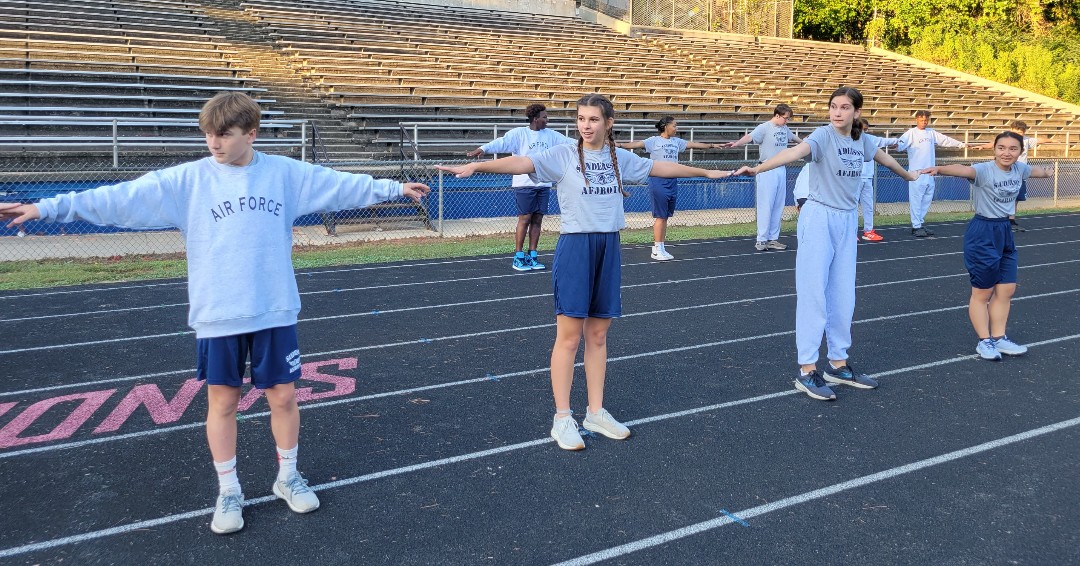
xmin=918 ymin=163 xmax=976 ymax=180
xmin=731 ymin=142 xmax=811 ymax=176
xmin=0 ymin=202 xmax=41 ymax=228
xmin=1029 ymin=165 xmax=1054 ymax=179
xmin=650 ymin=161 xmax=733 ymax=180
xmin=616 ymin=140 xmax=646 ymax=149
xmin=685 ymin=141 xmax=715 ymax=150
xmin=721 ymin=132 xmax=754 ymax=149
xmin=873 ymin=149 xmax=921 ymax=181
xmin=434 ymin=156 xmax=536 ymax=178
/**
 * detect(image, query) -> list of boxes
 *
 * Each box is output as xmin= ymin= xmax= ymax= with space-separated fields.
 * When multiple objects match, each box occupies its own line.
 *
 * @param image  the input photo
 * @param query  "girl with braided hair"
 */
xmin=734 ymin=87 xmax=920 ymax=402
xmin=437 ymin=94 xmax=731 ymax=451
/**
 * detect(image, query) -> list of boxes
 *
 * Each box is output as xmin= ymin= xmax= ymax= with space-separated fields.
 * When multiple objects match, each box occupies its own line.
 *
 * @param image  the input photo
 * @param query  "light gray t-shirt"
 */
xmin=972 ymin=161 xmax=1031 ymax=218
xmin=803 ymin=125 xmax=878 ymax=211
xmin=480 ymin=126 xmax=576 ymax=188
xmin=529 ymin=144 xmax=653 ymax=233
xmin=643 ymin=136 xmax=688 ymax=163
xmin=1018 ymin=136 xmax=1037 ymax=164
xmin=751 ymin=120 xmax=794 ymax=162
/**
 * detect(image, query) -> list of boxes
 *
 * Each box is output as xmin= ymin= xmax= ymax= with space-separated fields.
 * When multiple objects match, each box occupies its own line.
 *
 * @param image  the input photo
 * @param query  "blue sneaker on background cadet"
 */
xmin=993 ymin=336 xmax=1028 ymax=356
xmin=528 ymin=250 xmax=546 ymax=270
xmin=512 ymin=251 xmax=532 ymax=272
xmin=794 ymin=370 xmax=836 ymax=401
xmin=976 ymin=338 xmax=1002 ymax=360
xmin=823 ymin=361 xmax=878 ymax=389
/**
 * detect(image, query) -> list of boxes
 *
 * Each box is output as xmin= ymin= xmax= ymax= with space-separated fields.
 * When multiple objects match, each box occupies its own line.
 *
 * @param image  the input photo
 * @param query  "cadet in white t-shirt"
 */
xmin=438 ymin=94 xmax=732 ymax=451
xmin=895 ymin=110 xmax=967 ymax=237
xmin=468 ymin=103 xmax=576 ymax=271
xmin=917 ymin=131 xmax=1054 ymax=361
xmin=618 ymin=116 xmax=720 ymax=260
xmin=723 ymin=103 xmax=803 ymax=251
xmin=734 ymin=87 xmax=919 ymax=402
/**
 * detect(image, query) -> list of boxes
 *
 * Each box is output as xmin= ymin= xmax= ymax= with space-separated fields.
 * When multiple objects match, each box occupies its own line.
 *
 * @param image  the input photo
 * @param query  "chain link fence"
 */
xmin=3 ymin=155 xmax=1077 ymax=262
xmin=580 ymin=0 xmax=793 ymax=37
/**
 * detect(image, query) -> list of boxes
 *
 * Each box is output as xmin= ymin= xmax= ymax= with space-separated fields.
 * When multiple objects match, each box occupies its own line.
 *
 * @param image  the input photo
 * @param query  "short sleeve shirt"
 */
xmin=751 ymin=121 xmax=793 ymax=162
xmin=642 ymin=136 xmax=688 ymax=163
xmin=972 ymin=161 xmax=1031 ymax=218
xmin=803 ymin=126 xmax=878 ymax=210
xmin=529 ymin=145 xmax=653 ymax=233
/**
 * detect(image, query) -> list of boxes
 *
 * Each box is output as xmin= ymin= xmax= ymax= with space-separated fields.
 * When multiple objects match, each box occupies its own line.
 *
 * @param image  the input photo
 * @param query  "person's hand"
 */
xmin=731 ymin=165 xmax=757 ymax=177
xmin=434 ymin=163 xmax=477 ymax=178
xmin=402 ymin=183 xmax=431 ymax=202
xmin=719 ymin=141 xmax=737 ymax=149
xmin=917 ymin=167 xmax=938 ymax=176
xmin=0 ymin=203 xmax=40 ymax=228
xmin=465 ymin=148 xmax=484 ymax=158
xmin=704 ymin=169 xmax=733 ymax=179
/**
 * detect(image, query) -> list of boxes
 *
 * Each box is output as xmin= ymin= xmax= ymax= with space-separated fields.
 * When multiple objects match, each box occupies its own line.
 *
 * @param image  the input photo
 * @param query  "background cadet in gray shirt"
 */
xmin=734 ymin=87 xmax=918 ymax=403
xmin=723 ymin=103 xmax=803 ymax=251
xmin=917 ymin=131 xmax=1055 ymax=363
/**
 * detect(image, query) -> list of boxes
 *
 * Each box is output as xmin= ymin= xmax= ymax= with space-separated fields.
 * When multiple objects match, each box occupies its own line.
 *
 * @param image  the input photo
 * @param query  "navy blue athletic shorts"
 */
xmin=648 ymin=176 xmax=678 ymax=219
xmin=963 ymin=215 xmax=1018 ymax=289
xmin=1017 ymin=179 xmax=1027 ymax=202
xmin=196 ymin=325 xmax=302 ymax=389
xmin=551 ymin=232 xmax=622 ymax=318
xmin=514 ymin=186 xmax=550 ymax=215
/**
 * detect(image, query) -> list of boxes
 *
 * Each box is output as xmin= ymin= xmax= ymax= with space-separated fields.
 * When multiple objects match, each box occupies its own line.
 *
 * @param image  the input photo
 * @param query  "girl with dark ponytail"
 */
xmin=617 ymin=116 xmax=721 ymax=260
xmin=437 ymin=94 xmax=732 ymax=451
xmin=733 ymin=86 xmax=920 ymax=402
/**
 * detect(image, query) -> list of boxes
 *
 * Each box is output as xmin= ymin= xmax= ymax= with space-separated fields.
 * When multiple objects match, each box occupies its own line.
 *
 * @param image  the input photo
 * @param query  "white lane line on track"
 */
xmin=3 ymin=238 xmax=1078 ymax=349
xmin=2 ymin=219 xmax=1076 ymax=305
xmin=1 ymin=332 xmax=1077 ymax=559
xmin=550 ymin=413 xmax=1080 ymax=566
xmin=1 ymin=266 xmax=1077 ymax=393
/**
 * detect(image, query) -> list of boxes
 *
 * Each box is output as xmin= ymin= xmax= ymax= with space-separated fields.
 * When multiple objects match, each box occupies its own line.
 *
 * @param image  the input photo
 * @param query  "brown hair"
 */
xmin=915 ymin=109 xmax=931 ymax=119
xmin=575 ymin=94 xmax=629 ymax=197
xmin=525 ymin=103 xmax=547 ymax=123
xmin=829 ymin=87 xmax=864 ymax=140
xmin=1010 ymin=120 xmax=1029 ymax=133
xmin=773 ymin=103 xmax=793 ymax=118
xmin=199 ymin=92 xmax=261 ymax=135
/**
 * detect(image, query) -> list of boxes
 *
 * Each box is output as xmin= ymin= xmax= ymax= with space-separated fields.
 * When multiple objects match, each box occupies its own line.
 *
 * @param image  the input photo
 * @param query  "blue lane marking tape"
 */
xmin=371 ymin=309 xmax=380 ymax=314
xmin=720 ymin=509 xmax=750 ymax=527
xmin=485 ymin=373 xmax=500 ymax=382
xmin=418 ymin=338 xmax=431 ymax=343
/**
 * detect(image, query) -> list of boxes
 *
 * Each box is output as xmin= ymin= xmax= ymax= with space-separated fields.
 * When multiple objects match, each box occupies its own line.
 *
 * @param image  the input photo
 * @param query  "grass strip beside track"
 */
xmin=2 ymin=208 xmax=1078 ymax=290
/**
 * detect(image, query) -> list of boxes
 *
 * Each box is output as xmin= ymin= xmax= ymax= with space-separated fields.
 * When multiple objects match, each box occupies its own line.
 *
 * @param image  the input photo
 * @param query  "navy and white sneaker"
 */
xmin=823 ymin=362 xmax=878 ymax=389
xmin=512 ymin=253 xmax=532 ymax=272
xmin=976 ymin=338 xmax=1002 ymax=361
xmin=993 ymin=336 xmax=1028 ymax=356
xmin=794 ymin=370 xmax=836 ymax=401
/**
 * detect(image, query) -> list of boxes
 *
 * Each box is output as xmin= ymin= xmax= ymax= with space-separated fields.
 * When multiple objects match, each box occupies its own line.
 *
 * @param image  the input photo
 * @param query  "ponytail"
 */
xmin=607 ymin=129 xmax=629 ymax=197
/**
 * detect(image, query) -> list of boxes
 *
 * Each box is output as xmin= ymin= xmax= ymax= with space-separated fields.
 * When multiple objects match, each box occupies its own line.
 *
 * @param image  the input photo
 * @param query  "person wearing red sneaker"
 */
xmin=856 ymin=118 xmax=900 ymax=242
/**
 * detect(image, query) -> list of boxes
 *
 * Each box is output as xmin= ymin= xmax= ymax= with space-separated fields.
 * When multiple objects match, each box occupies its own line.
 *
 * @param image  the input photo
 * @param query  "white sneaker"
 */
xmin=273 ymin=472 xmax=321 ymax=513
xmin=994 ymin=336 xmax=1028 ymax=356
xmin=650 ymin=246 xmax=672 ymax=261
xmin=210 ymin=488 xmax=244 ymax=534
xmin=582 ymin=408 xmax=631 ymax=440
xmin=550 ymin=415 xmax=584 ymax=450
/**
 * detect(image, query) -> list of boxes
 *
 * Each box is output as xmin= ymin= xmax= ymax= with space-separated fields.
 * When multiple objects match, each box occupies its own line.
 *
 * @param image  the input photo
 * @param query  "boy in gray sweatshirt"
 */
xmin=0 ymin=92 xmax=429 ymax=534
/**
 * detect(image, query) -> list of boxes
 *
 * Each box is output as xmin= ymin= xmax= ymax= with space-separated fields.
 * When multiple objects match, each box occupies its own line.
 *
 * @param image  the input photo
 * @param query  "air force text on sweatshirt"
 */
xmin=480 ymin=127 xmax=576 ymax=188
xmin=528 ymin=144 xmax=653 ymax=233
xmin=803 ymin=125 xmax=878 ymax=210
xmin=34 ymin=152 xmax=404 ymax=338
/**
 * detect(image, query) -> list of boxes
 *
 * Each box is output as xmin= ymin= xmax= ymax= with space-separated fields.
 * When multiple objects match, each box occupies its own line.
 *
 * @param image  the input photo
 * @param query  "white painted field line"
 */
xmin=1 ymin=334 xmax=1077 ymax=559
xmin=552 ymin=414 xmax=1080 ymax=566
